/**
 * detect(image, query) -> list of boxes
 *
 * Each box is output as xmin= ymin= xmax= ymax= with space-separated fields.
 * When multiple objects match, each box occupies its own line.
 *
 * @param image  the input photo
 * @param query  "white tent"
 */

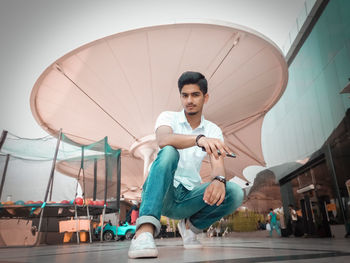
xmin=30 ymin=21 xmax=288 ymax=194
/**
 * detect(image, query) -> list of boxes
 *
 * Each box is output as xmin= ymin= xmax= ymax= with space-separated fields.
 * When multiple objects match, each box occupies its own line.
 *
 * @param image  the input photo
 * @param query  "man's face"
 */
xmin=180 ymin=84 xmax=208 ymax=116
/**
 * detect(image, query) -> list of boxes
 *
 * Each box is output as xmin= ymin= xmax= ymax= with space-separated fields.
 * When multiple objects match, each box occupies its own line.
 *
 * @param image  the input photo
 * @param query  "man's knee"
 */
xmin=158 ymin=145 xmax=179 ymax=164
xmin=225 ymin=182 xmax=244 ymax=212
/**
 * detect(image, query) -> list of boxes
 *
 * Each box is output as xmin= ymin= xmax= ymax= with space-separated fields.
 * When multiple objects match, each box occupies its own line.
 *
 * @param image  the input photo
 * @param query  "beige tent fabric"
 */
xmin=31 ymin=21 xmax=288 ymax=193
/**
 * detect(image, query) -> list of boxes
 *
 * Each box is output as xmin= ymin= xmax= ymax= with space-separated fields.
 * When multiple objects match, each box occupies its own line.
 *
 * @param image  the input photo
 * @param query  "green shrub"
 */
xmin=161 ymin=211 xmax=266 ymax=233
xmin=231 ymin=211 xmax=265 ymax=232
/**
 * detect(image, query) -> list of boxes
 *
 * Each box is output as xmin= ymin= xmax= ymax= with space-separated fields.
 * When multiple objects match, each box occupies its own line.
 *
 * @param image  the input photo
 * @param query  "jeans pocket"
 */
xmin=174 ymin=184 xmax=189 ymax=203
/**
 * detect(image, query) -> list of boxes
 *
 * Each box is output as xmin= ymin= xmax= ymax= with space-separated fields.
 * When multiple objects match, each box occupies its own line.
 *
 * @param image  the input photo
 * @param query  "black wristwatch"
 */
xmin=196 ymin=134 xmax=205 ymax=147
xmin=212 ymin=175 xmax=226 ymax=186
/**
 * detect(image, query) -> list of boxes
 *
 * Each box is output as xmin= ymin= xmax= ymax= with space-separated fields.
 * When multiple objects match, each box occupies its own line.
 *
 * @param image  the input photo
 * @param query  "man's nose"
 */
xmin=187 ymin=95 xmax=194 ymax=103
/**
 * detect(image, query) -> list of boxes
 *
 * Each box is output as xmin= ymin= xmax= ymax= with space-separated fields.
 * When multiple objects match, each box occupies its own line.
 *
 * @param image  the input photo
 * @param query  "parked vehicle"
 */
xmin=94 ymin=222 xmax=136 ymax=241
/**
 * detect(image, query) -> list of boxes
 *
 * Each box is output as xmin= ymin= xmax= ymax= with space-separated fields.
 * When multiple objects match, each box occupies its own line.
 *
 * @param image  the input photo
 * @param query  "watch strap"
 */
xmin=196 ymin=134 xmax=205 ymax=147
xmin=212 ymin=176 xmax=226 ymax=186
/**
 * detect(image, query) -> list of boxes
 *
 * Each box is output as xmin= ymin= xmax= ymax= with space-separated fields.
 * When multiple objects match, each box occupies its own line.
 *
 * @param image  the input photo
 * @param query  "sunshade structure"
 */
xmin=30 ymin=21 xmax=288 ymax=197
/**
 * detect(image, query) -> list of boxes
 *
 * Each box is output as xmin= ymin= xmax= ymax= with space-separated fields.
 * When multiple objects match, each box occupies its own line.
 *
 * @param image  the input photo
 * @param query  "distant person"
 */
xmin=288 ymin=204 xmax=298 ymax=236
xmin=126 ymin=203 xmax=138 ymax=224
xmin=277 ymin=208 xmax=287 ymax=237
xmin=131 ymin=203 xmax=140 ymax=225
xmin=128 ymin=71 xmax=244 ymax=258
xmin=257 ymin=220 xmax=266 ymax=230
xmin=268 ymin=208 xmax=281 ymax=237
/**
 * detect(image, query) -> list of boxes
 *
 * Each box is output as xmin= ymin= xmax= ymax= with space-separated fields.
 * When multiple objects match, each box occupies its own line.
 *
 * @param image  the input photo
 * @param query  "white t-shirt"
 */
xmin=155 ymin=110 xmax=224 ymax=190
xmin=291 ymin=209 xmax=298 ymax=221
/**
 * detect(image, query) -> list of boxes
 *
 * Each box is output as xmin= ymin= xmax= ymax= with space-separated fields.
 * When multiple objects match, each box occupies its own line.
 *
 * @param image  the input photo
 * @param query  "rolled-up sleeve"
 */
xmin=155 ymin=111 xmax=174 ymax=132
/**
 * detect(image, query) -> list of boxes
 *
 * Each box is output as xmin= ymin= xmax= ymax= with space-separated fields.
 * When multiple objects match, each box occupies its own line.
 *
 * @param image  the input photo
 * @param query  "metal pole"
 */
xmin=93 ymin=158 xmax=97 ymax=200
xmin=0 ymin=154 xmax=10 ymax=201
xmin=101 ymin=205 xmax=106 ymax=242
xmin=43 ymin=129 xmax=62 ymax=202
xmin=91 ymin=158 xmax=97 ymax=242
xmin=87 ymin=202 xmax=92 ymax=243
xmin=0 ymin=130 xmax=9 ymax=200
xmin=81 ymin=147 xmax=85 ymax=199
xmin=80 ymin=148 xmax=91 ymax=243
xmin=101 ymin=137 xmax=108 ymax=242
xmin=0 ymin=130 xmax=8 ymax=151
xmin=74 ymin=166 xmax=82 ymax=245
xmin=37 ymin=129 xmax=62 ymax=246
xmin=104 ymin=138 xmax=108 ymax=204
xmin=75 ymin=204 xmax=80 ymax=244
xmin=116 ymin=150 xmax=121 ymax=211
xmin=74 ymin=147 xmax=85 ymax=245
xmin=49 ymin=173 xmax=54 ymax=201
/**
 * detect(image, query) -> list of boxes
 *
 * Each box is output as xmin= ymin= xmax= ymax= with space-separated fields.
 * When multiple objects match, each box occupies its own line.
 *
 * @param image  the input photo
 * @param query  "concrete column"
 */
xmin=137 ymin=146 xmax=156 ymax=180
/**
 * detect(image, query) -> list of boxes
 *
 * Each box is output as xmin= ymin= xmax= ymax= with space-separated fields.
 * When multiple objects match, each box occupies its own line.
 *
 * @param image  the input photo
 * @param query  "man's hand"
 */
xmin=197 ymin=136 xmax=232 ymax=159
xmin=203 ymin=180 xmax=226 ymax=206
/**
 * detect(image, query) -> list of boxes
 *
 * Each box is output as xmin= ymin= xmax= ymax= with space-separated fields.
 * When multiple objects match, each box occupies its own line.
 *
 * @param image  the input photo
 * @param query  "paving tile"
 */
xmin=0 ymin=236 xmax=349 ymax=263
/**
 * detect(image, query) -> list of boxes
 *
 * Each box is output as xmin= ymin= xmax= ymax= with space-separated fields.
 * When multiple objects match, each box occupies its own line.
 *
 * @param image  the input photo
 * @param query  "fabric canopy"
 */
xmin=30 ymin=21 xmax=288 ymax=192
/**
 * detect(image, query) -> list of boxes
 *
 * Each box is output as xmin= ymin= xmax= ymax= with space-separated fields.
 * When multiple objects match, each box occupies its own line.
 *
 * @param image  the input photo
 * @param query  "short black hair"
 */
xmin=178 ymin=71 xmax=208 ymax=94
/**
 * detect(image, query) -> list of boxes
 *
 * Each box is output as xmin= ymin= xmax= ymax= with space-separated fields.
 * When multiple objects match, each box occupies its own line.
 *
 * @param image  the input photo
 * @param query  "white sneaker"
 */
xmin=128 ymin=232 xmax=158 ymax=258
xmin=177 ymin=219 xmax=203 ymax=249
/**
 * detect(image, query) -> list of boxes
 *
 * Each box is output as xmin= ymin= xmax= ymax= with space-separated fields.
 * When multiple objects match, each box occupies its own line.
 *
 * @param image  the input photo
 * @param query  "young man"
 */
xmin=128 ymin=71 xmax=244 ymax=258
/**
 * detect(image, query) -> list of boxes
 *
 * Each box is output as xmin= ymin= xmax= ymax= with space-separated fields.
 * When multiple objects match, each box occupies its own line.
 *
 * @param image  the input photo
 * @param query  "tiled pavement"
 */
xmin=0 ymin=235 xmax=349 ymax=263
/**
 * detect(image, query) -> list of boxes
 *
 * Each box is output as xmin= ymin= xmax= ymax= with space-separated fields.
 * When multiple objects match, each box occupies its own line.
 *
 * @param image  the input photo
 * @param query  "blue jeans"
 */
xmin=136 ymin=146 xmax=244 ymax=236
xmin=269 ymin=221 xmax=281 ymax=237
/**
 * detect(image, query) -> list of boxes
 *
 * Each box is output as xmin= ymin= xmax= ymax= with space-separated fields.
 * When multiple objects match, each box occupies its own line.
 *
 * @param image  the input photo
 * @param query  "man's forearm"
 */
xmin=158 ymin=133 xmax=197 ymax=149
xmin=211 ymin=165 xmax=226 ymax=178
xmin=209 ymin=153 xmax=226 ymax=179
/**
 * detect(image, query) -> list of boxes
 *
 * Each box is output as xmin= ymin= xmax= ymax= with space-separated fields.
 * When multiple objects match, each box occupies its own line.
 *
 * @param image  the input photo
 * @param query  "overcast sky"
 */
xmin=0 ymin=0 xmax=307 ymax=138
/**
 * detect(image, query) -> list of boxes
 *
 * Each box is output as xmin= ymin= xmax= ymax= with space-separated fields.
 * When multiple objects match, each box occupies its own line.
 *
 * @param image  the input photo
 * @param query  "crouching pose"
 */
xmin=128 ymin=71 xmax=244 ymax=258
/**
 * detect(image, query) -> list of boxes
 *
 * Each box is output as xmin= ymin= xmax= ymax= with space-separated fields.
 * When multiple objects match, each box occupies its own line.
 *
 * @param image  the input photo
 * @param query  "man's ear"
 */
xmin=204 ymin=93 xmax=209 ymax=104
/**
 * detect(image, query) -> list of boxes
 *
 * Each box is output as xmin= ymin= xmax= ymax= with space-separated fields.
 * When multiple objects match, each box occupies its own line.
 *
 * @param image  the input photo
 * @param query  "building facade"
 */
xmin=261 ymin=0 xmax=350 ymax=237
